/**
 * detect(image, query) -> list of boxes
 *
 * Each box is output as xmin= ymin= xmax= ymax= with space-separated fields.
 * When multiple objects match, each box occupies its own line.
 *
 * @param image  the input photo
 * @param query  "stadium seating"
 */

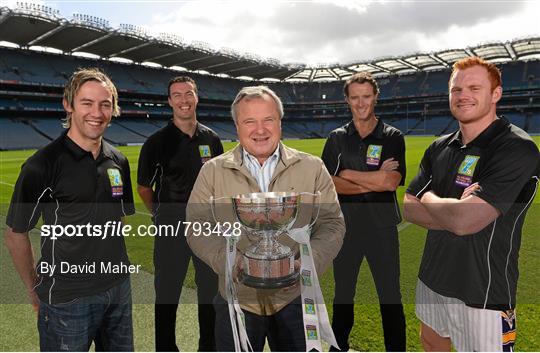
xmin=528 ymin=113 xmax=540 ymax=134
xmin=0 ymin=118 xmax=52 ymax=150
xmin=421 ymin=71 xmax=449 ymax=95
xmin=103 ymin=122 xmax=147 ymax=144
xmin=32 ymin=118 xmax=65 ymax=139
xmin=505 ymin=113 xmax=526 ymax=129
xmin=1 ymin=46 xmax=539 ymax=150
xmin=114 ymin=119 xmax=162 ymax=137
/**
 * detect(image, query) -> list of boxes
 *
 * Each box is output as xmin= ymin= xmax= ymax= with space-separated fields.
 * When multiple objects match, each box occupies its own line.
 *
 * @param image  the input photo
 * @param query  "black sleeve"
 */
xmin=383 ymin=134 xmax=406 ymax=186
xmin=121 ymin=157 xmax=135 ymax=216
xmin=137 ymin=138 xmax=158 ymax=187
xmin=406 ymin=143 xmax=433 ymax=198
xmin=213 ymin=135 xmax=224 ymax=157
xmin=5 ymin=156 xmax=49 ymax=233
xmin=473 ymin=140 xmax=539 ymax=215
xmin=321 ymin=134 xmax=340 ymax=176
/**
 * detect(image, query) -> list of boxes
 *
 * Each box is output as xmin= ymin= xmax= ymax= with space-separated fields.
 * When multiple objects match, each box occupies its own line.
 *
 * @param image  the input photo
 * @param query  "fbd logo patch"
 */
xmin=199 ymin=145 xmax=212 ymax=163
xmin=306 ymin=325 xmax=318 ymax=340
xmin=107 ymin=168 xmax=123 ymax=197
xmin=304 ymin=298 xmax=316 ymax=315
xmin=301 ymin=269 xmax=312 ymax=286
xmin=455 ymin=155 xmax=480 ymax=187
xmin=366 ymin=144 xmax=383 ymax=166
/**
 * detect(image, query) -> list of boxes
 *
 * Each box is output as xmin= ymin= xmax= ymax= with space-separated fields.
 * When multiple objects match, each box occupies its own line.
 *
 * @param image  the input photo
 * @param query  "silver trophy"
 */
xmin=232 ymin=191 xmax=314 ymax=289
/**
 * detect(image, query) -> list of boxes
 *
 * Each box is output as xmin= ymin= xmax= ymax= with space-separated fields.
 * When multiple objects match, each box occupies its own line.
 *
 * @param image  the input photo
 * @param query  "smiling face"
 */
xmin=63 ymin=80 xmax=113 ymax=144
xmin=346 ymin=82 xmax=377 ymax=123
xmin=168 ymin=81 xmax=198 ymax=121
xmin=449 ymin=65 xmax=502 ymax=126
xmin=235 ymin=94 xmax=281 ymax=165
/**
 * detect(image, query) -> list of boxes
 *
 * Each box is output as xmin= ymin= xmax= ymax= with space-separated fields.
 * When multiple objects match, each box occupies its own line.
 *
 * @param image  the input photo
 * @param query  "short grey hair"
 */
xmin=231 ymin=85 xmax=284 ymax=123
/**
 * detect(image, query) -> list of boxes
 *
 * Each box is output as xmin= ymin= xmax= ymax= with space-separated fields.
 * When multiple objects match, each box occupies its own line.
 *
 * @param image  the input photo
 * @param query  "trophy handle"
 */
xmin=298 ymin=191 xmax=322 ymax=229
xmin=209 ymin=195 xmax=229 ymax=224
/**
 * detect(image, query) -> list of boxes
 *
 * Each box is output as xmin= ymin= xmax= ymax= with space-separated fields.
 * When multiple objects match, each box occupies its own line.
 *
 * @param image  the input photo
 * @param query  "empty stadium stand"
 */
xmin=0 ymin=5 xmax=539 ymax=150
xmin=0 ymin=118 xmax=52 ymax=150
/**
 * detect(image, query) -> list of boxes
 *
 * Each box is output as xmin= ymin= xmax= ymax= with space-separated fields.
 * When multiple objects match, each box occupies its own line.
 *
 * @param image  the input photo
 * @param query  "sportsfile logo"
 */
xmin=40 ymin=221 xmax=242 ymax=240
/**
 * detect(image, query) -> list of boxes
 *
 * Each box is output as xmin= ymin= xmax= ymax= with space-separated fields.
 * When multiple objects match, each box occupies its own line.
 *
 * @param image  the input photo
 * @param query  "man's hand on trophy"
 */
xmin=283 ymin=259 xmax=301 ymax=293
xmin=294 ymin=259 xmax=301 ymax=271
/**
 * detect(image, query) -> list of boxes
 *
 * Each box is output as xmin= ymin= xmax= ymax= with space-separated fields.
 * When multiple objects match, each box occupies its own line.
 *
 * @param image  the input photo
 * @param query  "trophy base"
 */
xmin=240 ymin=271 xmax=299 ymax=289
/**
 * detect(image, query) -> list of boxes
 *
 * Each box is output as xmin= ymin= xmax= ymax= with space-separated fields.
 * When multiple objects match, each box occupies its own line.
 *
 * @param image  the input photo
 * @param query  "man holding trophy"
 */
xmin=186 ymin=86 xmax=345 ymax=351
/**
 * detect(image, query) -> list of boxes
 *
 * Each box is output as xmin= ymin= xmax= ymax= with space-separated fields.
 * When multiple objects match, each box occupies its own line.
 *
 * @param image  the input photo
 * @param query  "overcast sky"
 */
xmin=2 ymin=0 xmax=539 ymax=65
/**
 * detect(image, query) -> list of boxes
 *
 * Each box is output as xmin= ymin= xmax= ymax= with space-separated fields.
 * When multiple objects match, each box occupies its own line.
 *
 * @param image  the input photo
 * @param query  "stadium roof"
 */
xmin=1 ymin=3 xmax=539 ymax=82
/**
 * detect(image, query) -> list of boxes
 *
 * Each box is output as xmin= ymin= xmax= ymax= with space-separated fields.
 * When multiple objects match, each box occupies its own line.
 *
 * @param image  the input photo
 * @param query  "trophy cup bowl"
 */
xmin=232 ymin=192 xmax=300 ymax=289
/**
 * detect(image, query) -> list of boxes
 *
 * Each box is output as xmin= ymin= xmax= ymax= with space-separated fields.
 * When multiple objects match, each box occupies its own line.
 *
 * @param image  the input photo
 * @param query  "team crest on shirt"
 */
xmin=455 ymin=155 xmax=480 ymax=187
xmin=366 ymin=144 xmax=383 ymax=166
xmin=107 ymin=168 xmax=123 ymax=197
xmin=199 ymin=145 xmax=212 ymax=163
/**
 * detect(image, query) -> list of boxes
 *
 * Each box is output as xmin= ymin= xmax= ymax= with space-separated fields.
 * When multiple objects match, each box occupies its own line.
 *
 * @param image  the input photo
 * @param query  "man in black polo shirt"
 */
xmin=5 ymin=68 xmax=135 ymax=351
xmin=137 ymin=76 xmax=223 ymax=351
xmin=322 ymin=72 xmax=406 ymax=351
xmin=404 ymin=57 xmax=539 ymax=351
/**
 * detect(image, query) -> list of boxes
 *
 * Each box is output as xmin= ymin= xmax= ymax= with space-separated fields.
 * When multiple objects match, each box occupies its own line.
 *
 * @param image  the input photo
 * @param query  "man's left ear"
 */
xmin=62 ymin=98 xmax=72 ymax=113
xmin=492 ymin=86 xmax=502 ymax=103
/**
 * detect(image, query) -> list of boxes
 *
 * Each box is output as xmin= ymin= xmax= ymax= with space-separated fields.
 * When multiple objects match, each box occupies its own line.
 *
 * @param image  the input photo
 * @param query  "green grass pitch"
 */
xmin=1 ymin=135 xmax=539 ymax=351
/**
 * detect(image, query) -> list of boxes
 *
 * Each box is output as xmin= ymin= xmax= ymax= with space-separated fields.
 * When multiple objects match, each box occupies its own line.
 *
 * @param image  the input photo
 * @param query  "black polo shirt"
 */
xmin=137 ymin=121 xmax=223 ymax=220
xmin=6 ymin=131 xmax=135 ymax=304
xmin=322 ymin=119 xmax=406 ymax=229
xmin=407 ymin=117 xmax=540 ymax=310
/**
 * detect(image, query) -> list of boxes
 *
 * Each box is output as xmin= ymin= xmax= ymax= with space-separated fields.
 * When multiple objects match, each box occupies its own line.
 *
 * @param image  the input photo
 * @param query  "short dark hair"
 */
xmin=343 ymin=72 xmax=379 ymax=97
xmin=167 ymin=76 xmax=198 ymax=97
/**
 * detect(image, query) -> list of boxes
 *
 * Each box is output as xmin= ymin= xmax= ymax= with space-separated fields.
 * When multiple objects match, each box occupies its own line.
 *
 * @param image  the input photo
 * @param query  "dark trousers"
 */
xmin=213 ymin=294 xmax=306 ymax=352
xmin=331 ymin=225 xmax=406 ymax=352
xmin=154 ymin=218 xmax=218 ymax=352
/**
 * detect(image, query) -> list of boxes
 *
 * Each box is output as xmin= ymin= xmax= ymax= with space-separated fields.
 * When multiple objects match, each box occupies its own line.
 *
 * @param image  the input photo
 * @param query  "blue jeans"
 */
xmin=38 ymin=277 xmax=133 ymax=352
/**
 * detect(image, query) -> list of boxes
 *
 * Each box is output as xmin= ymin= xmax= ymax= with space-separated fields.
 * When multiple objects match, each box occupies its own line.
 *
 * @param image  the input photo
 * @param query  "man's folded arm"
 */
xmin=331 ymin=175 xmax=370 ymax=195
xmin=339 ymin=169 xmax=402 ymax=192
xmin=403 ymin=193 xmax=443 ymax=230
xmin=419 ymin=191 xmax=499 ymax=236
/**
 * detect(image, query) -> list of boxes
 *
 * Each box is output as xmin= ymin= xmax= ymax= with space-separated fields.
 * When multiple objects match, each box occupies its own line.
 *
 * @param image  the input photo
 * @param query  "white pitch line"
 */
xmin=0 ymin=181 xmax=15 ymax=187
